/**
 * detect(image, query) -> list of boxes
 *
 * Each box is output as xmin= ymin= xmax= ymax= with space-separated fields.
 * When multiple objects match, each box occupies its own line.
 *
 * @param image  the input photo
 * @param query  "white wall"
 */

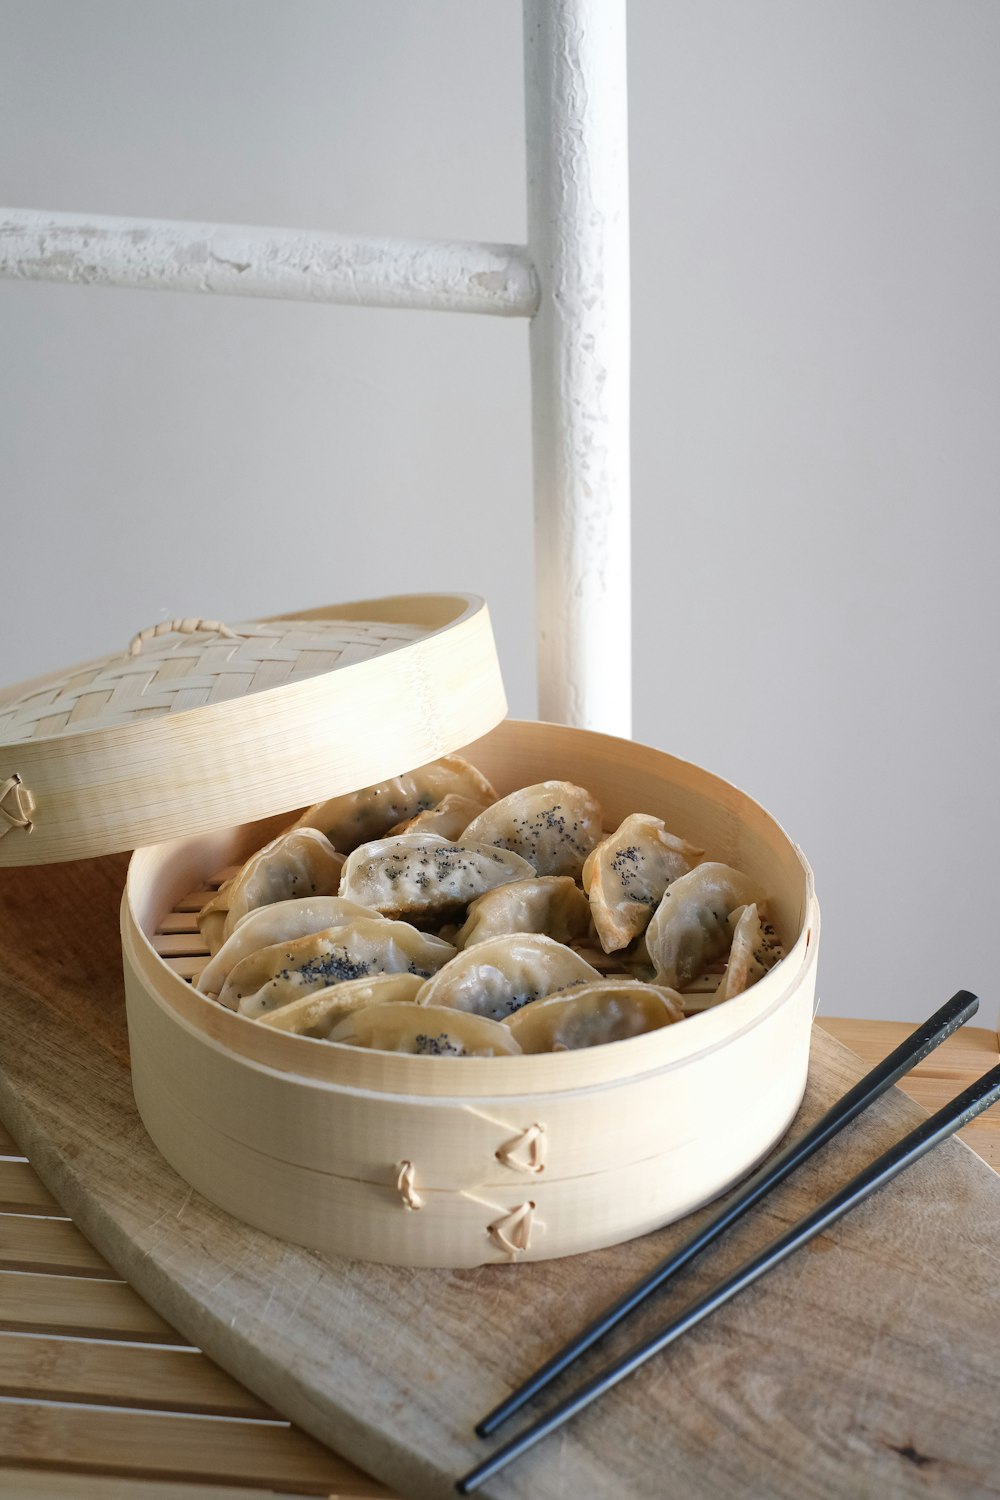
xmin=2 ymin=1 xmax=997 ymax=1029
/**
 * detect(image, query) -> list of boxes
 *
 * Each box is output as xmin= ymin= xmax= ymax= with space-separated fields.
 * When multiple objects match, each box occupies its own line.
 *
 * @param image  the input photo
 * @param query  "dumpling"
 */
xmin=197 ymin=896 xmax=383 ymax=998
xmin=197 ymin=878 xmax=232 ymax=956
xmin=461 ymin=781 xmax=603 ymax=879
xmin=715 ymin=903 xmax=785 ymax=1003
xmin=328 ymin=1002 xmax=522 ymax=1057
xmin=257 ymin=972 xmax=424 ymax=1037
xmin=385 ymin=794 xmax=489 ymax=841
xmin=582 ymin=814 xmax=704 ymax=952
xmin=455 ymin=876 xmax=592 ymax=949
xmin=416 ymin=934 xmax=601 ymax=1021
xmin=219 ymin=918 xmax=456 ymax=1017
xmin=198 ymin=828 xmax=345 ymax=952
xmin=292 ymin=755 xmax=496 ymax=854
xmin=508 ymin=980 xmax=684 ymax=1053
xmin=645 ymin=863 xmax=763 ymax=991
xmin=339 ymin=835 xmax=535 ymax=922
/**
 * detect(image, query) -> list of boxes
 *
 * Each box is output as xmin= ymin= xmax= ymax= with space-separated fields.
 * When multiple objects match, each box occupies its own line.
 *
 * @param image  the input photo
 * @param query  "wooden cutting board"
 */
xmin=1 ymin=855 xmax=998 ymax=1500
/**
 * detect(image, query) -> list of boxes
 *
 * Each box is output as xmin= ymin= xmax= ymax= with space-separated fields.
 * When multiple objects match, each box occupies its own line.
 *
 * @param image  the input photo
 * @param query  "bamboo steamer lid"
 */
xmin=0 ymin=593 xmax=506 ymax=867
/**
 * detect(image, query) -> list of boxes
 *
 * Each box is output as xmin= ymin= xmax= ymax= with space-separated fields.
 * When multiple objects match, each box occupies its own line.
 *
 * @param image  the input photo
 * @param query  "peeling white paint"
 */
xmin=0 ymin=209 xmax=539 ymax=318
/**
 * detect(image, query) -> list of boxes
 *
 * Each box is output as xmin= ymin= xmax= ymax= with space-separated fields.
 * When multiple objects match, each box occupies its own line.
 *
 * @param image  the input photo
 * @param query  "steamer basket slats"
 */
xmin=151 ymin=933 xmax=210 ymax=958
xmin=123 ymin=719 xmax=819 ymax=1267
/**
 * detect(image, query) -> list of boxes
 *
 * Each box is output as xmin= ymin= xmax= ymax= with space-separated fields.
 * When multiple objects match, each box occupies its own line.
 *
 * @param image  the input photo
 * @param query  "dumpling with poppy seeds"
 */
xmin=197 ymin=895 xmax=384 ymax=999
xmin=328 ymin=1002 xmax=522 ymax=1057
xmin=507 ymin=979 xmax=684 ymax=1053
xmin=714 ymin=903 xmax=784 ymax=1003
xmin=292 ymin=755 xmax=497 ymax=854
xmin=339 ymin=834 xmax=535 ymax=923
xmin=645 ymin=863 xmax=763 ymax=991
xmin=385 ymin=793 xmax=489 ymax=841
xmin=583 ymin=814 xmax=703 ymax=953
xmin=455 ymin=876 xmax=591 ymax=949
xmin=257 ymin=971 xmax=424 ymax=1038
xmin=198 ymin=828 xmax=345 ymax=954
xmin=461 ymin=781 xmax=603 ymax=879
xmin=218 ymin=918 xmax=456 ymax=1017
xmin=416 ymin=933 xmax=601 ymax=1022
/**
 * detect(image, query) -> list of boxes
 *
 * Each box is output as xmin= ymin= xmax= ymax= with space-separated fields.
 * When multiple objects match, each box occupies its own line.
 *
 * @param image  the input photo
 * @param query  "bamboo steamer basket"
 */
xmin=123 ymin=746 xmax=818 ymax=1269
xmin=1 ymin=594 xmax=819 ymax=1268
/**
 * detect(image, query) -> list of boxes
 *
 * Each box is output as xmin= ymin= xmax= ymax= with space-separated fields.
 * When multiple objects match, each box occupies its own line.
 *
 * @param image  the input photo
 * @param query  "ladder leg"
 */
xmin=524 ymin=0 xmax=631 ymax=734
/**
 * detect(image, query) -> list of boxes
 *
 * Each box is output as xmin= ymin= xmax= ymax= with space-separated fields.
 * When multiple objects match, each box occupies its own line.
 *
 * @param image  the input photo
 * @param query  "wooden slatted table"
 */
xmin=0 ymin=1118 xmax=391 ymax=1500
xmin=2 ymin=1022 xmax=996 ymax=1499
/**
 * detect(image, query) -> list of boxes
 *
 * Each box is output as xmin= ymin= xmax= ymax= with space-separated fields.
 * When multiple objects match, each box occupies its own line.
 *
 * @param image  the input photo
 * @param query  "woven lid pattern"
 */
xmin=0 ymin=618 xmax=424 ymax=744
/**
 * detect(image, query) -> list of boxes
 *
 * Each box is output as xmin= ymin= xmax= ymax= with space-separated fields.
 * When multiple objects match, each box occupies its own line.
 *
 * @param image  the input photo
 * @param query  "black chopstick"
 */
xmin=458 ymin=1056 xmax=1000 ymax=1494
xmin=476 ymin=989 xmax=978 ymax=1440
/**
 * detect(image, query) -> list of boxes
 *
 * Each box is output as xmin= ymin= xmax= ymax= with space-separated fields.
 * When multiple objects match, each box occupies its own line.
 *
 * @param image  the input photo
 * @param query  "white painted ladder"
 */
xmin=0 ymin=0 xmax=630 ymax=735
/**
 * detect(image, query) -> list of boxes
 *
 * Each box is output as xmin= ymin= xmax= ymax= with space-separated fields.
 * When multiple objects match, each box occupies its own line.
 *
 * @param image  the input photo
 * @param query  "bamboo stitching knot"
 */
xmin=487 ymin=1201 xmax=536 ymax=1260
xmin=495 ymin=1123 xmax=547 ymax=1175
xmin=396 ymin=1160 xmax=424 ymax=1212
xmin=128 ymin=618 xmax=239 ymax=657
xmin=0 ymin=774 xmax=35 ymax=838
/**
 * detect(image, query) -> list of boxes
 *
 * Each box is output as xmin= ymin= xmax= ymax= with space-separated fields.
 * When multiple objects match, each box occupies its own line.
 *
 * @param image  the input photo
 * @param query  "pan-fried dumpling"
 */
xmin=416 ymin=934 xmax=601 ymax=1021
xmin=455 ymin=876 xmax=592 ymax=949
xmin=292 ymin=755 xmax=497 ymax=853
xmin=257 ymin=972 xmax=424 ymax=1037
xmin=339 ymin=835 xmax=535 ymax=922
xmin=582 ymin=815 xmax=704 ymax=952
xmin=715 ymin=903 xmax=784 ymax=1003
xmin=197 ymin=896 xmax=383 ymax=998
xmin=645 ymin=863 xmax=763 ymax=991
xmin=508 ymin=979 xmax=684 ymax=1053
xmin=198 ymin=829 xmax=345 ymax=952
xmin=385 ymin=794 xmax=489 ymax=841
xmin=197 ymin=879 xmax=233 ymax=956
xmin=328 ymin=1002 xmax=522 ymax=1057
xmin=461 ymin=781 xmax=603 ymax=879
xmin=219 ymin=918 xmax=456 ymax=1017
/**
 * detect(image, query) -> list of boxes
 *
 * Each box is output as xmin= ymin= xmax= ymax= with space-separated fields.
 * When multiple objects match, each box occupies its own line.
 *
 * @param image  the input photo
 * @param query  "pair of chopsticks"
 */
xmin=457 ymin=990 xmax=1000 ymax=1494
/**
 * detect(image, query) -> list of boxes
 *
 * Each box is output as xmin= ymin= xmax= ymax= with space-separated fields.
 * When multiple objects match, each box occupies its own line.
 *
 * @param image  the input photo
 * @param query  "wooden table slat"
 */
xmin=817 ymin=1018 xmax=1000 ymax=1172
xmin=0 ymin=1331 xmax=274 ymax=1418
xmin=817 ymin=1018 xmax=1000 ymax=1084
xmin=0 ymin=1212 xmax=117 ymax=1277
xmin=0 ymin=1402 xmax=391 ymax=1497
xmin=0 ymin=1271 xmax=188 ymax=1344
xmin=0 ymin=1160 xmax=62 ymax=1215
xmin=0 ymin=1471 xmax=334 ymax=1500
